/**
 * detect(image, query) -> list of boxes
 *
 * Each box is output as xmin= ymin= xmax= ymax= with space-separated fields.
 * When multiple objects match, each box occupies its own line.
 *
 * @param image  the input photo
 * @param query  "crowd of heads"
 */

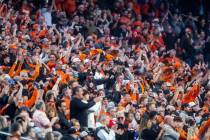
xmin=0 ymin=0 xmax=210 ymax=140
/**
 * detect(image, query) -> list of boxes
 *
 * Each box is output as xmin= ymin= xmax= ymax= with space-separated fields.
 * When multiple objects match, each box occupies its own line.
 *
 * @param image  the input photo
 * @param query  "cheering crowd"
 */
xmin=0 ymin=0 xmax=210 ymax=140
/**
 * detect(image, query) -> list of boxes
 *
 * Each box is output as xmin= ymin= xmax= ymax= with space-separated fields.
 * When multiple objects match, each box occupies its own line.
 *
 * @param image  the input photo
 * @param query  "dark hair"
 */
xmin=56 ymin=99 xmax=65 ymax=109
xmin=148 ymin=111 xmax=157 ymax=120
xmin=10 ymin=122 xmax=21 ymax=134
xmin=17 ymin=106 xmax=31 ymax=117
xmin=186 ymin=119 xmax=195 ymax=127
xmin=117 ymin=123 xmax=125 ymax=129
xmin=72 ymin=86 xmax=82 ymax=96
xmin=45 ymin=91 xmax=54 ymax=102
xmin=15 ymin=116 xmax=25 ymax=125
xmin=174 ymin=116 xmax=183 ymax=122
xmin=35 ymin=101 xmax=45 ymax=110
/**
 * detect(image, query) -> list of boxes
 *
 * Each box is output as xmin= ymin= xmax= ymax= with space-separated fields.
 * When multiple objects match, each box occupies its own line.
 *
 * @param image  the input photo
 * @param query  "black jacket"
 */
xmin=70 ymin=98 xmax=95 ymax=127
xmin=58 ymin=110 xmax=72 ymax=130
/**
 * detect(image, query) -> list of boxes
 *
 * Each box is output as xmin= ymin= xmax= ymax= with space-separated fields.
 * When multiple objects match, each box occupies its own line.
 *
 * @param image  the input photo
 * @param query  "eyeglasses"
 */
xmin=117 ymin=117 xmax=124 ymax=120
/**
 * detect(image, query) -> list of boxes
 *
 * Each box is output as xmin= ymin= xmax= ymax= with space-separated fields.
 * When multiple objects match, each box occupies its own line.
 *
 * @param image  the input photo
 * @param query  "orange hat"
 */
xmin=90 ymin=49 xmax=103 ymax=56
xmin=79 ymin=53 xmax=87 ymax=61
xmin=90 ymin=49 xmax=98 ymax=56
xmin=105 ymin=54 xmax=114 ymax=61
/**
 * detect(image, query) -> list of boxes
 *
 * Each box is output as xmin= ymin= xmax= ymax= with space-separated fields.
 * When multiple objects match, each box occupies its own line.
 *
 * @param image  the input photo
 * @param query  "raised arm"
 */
xmin=22 ymin=88 xmax=39 ymax=108
xmin=15 ymin=81 xmax=23 ymax=101
xmin=8 ymin=59 xmax=18 ymax=77
xmin=170 ymin=86 xmax=183 ymax=105
xmin=31 ymin=58 xmax=41 ymax=81
xmin=52 ymin=76 xmax=61 ymax=97
xmin=52 ymin=24 xmax=62 ymax=44
xmin=77 ymin=100 xmax=96 ymax=110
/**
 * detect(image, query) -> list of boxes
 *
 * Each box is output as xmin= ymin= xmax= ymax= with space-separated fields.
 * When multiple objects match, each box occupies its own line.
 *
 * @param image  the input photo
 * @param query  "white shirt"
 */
xmin=94 ymin=72 xmax=104 ymax=90
xmin=88 ymin=102 xmax=102 ymax=128
xmin=41 ymin=8 xmax=52 ymax=26
xmin=96 ymin=122 xmax=115 ymax=140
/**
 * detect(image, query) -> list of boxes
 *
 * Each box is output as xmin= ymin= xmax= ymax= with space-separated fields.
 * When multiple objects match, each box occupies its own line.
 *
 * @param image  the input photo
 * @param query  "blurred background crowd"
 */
xmin=0 ymin=0 xmax=210 ymax=140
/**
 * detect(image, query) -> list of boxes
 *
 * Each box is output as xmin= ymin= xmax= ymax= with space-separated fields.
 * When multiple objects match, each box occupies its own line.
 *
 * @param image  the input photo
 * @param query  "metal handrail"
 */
xmin=0 ymin=131 xmax=33 ymax=140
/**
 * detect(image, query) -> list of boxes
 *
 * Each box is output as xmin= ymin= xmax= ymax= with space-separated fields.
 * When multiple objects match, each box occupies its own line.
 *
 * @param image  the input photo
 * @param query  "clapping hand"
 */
xmin=94 ymin=96 xmax=102 ymax=103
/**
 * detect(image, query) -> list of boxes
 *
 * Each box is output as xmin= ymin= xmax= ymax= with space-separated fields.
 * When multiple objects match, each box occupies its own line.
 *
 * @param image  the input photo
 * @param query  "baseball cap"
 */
xmin=107 ymin=102 xmax=115 ymax=112
xmin=80 ymin=131 xmax=89 ymax=138
xmin=188 ymin=102 xmax=196 ymax=108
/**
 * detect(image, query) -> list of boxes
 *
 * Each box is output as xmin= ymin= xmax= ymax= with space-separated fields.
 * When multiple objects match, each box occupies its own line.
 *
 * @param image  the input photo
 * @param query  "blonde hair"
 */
xmin=71 ymin=119 xmax=80 ymax=127
xmin=0 ymin=116 xmax=7 ymax=129
xmin=46 ymin=106 xmax=57 ymax=118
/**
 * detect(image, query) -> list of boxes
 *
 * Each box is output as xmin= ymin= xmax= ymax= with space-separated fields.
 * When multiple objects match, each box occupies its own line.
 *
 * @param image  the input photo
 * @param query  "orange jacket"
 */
xmin=8 ymin=62 xmax=40 ymax=81
xmin=18 ymin=88 xmax=39 ymax=108
xmin=8 ymin=62 xmax=17 ymax=77
xmin=8 ymin=62 xmax=23 ymax=78
xmin=182 ymin=84 xmax=200 ymax=104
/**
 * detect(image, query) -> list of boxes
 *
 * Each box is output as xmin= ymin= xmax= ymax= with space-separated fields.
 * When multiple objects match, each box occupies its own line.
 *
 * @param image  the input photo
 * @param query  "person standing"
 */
xmin=70 ymin=86 xmax=102 ymax=127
